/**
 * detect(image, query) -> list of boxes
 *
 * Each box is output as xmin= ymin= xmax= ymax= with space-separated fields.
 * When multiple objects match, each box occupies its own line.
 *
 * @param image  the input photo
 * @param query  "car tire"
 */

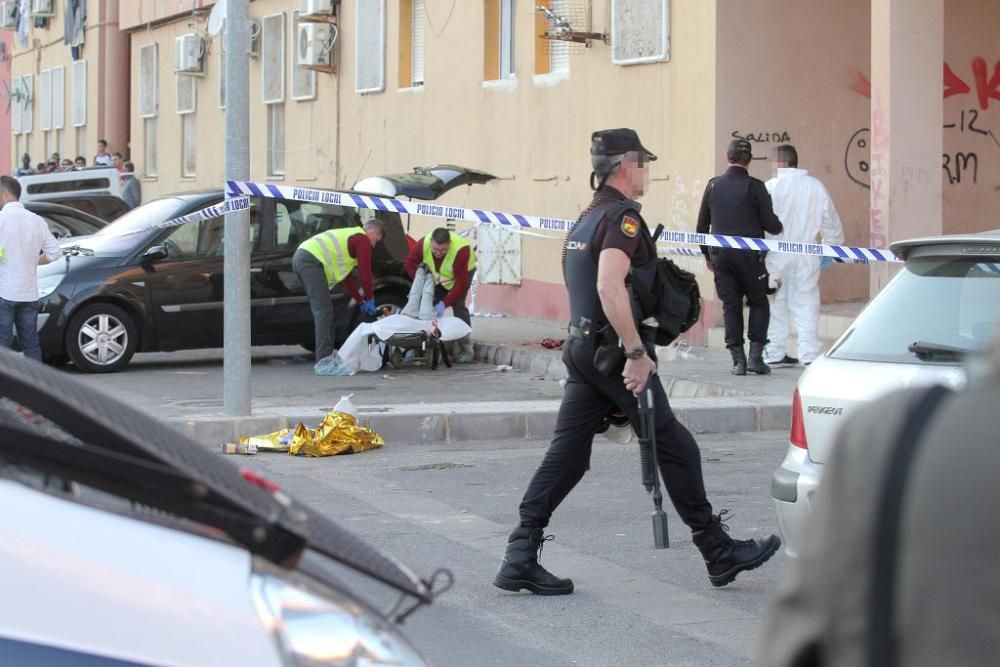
xmin=66 ymin=303 xmax=138 ymax=373
xmin=44 ymin=354 xmax=71 ymax=367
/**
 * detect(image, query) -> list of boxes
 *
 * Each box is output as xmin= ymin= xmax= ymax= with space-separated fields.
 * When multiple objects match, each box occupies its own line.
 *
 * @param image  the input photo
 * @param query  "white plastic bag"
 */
xmin=333 ymin=393 xmax=356 ymax=415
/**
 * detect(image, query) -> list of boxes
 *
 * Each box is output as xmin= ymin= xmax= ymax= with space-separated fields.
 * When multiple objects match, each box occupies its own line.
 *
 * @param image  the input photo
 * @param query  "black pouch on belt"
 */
xmin=593 ymin=324 xmax=626 ymax=377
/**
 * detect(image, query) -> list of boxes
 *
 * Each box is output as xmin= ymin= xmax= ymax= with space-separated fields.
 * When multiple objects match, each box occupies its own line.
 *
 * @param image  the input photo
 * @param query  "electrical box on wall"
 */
xmin=300 ymin=0 xmax=335 ymax=18
xmin=31 ymin=0 xmax=55 ymax=18
xmin=175 ymin=34 xmax=206 ymax=75
xmin=297 ymin=22 xmax=334 ymax=68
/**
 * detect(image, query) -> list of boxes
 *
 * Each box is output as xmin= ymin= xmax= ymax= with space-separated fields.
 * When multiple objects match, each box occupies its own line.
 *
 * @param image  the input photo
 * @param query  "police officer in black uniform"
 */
xmin=493 ymin=129 xmax=780 ymax=595
xmin=697 ymin=138 xmax=783 ymax=375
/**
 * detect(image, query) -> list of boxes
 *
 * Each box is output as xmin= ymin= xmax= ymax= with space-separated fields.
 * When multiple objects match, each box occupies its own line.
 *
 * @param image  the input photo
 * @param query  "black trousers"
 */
xmin=712 ymin=249 xmax=770 ymax=348
xmin=433 ymin=269 xmax=476 ymax=328
xmin=518 ymin=337 xmax=714 ymax=532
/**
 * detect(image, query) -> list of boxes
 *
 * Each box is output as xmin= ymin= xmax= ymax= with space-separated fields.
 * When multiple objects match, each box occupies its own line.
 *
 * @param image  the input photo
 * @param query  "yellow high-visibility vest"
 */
xmin=423 ymin=232 xmax=476 ymax=291
xmin=298 ymin=227 xmax=365 ymax=287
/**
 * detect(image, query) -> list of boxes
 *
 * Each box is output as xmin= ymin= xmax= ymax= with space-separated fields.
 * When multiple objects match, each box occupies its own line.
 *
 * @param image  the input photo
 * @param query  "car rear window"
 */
xmin=25 ymin=177 xmax=111 ymax=194
xmin=830 ymin=256 xmax=1000 ymax=364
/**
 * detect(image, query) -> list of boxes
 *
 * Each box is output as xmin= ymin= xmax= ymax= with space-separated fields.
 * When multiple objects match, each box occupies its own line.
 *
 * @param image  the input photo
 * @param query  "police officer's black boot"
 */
xmin=692 ymin=512 xmax=781 ymax=587
xmin=728 ymin=345 xmax=747 ymax=376
xmin=493 ymin=527 xmax=574 ymax=595
xmin=746 ymin=341 xmax=771 ymax=375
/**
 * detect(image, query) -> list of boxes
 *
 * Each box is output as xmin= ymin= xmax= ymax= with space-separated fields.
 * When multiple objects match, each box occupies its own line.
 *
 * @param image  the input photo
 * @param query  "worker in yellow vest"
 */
xmin=292 ymin=220 xmax=384 ymax=361
xmin=404 ymin=227 xmax=477 ymax=362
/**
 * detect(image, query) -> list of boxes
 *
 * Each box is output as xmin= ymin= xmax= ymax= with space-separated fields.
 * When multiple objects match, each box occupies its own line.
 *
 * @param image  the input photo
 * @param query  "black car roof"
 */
xmin=24 ymin=200 xmax=108 ymax=227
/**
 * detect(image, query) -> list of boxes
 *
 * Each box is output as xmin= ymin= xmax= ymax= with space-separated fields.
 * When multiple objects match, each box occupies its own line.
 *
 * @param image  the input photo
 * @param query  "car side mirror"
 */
xmin=143 ymin=245 xmax=168 ymax=262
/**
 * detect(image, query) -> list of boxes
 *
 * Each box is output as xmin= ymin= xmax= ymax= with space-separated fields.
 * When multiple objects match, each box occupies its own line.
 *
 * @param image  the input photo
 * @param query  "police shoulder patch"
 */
xmin=620 ymin=214 xmax=640 ymax=238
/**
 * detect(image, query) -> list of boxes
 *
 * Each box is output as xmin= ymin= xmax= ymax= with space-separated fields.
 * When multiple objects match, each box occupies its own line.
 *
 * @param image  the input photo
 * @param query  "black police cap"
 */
xmin=590 ymin=128 xmax=658 ymax=161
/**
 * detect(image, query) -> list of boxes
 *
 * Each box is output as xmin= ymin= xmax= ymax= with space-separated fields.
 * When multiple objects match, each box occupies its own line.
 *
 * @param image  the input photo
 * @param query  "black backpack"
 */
xmin=631 ymin=224 xmax=702 ymax=346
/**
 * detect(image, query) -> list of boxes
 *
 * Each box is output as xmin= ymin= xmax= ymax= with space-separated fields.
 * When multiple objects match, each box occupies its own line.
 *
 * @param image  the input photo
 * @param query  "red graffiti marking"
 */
xmin=943 ymin=63 xmax=971 ymax=98
xmin=849 ymin=69 xmax=871 ymax=98
xmin=851 ymin=59 xmax=1000 ymax=110
xmin=971 ymin=57 xmax=1000 ymax=111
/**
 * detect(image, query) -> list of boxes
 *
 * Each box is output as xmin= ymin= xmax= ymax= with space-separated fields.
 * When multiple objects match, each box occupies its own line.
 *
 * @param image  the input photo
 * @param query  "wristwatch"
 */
xmin=625 ymin=346 xmax=646 ymax=360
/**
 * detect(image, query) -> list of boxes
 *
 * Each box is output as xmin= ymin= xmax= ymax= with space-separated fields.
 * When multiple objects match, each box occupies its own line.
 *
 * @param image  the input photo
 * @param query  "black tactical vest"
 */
xmin=563 ymin=197 xmax=650 ymax=329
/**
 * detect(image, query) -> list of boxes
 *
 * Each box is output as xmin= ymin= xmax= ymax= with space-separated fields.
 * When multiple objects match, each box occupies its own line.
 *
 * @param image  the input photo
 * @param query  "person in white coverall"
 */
xmin=763 ymin=144 xmax=844 ymax=366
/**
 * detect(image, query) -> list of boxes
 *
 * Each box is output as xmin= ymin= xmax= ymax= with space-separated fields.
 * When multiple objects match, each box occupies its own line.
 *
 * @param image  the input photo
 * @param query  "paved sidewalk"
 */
xmin=72 ymin=312 xmax=835 ymax=446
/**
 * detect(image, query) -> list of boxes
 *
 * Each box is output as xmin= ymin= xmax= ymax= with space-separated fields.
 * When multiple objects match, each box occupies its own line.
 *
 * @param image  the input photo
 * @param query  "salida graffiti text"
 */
xmin=730 ymin=131 xmax=792 ymax=160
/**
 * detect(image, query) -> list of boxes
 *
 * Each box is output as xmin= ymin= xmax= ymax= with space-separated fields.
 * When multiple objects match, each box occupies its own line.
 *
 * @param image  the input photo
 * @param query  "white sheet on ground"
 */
xmin=338 ymin=314 xmax=473 ymax=372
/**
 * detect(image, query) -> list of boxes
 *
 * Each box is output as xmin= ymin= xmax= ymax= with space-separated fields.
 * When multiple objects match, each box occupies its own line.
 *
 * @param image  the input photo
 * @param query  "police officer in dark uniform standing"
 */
xmin=493 ymin=129 xmax=780 ymax=595
xmin=697 ymin=138 xmax=783 ymax=375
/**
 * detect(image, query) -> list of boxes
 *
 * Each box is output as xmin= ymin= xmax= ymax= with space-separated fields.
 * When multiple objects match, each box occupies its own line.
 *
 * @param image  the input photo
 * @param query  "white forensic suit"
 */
xmin=763 ymin=168 xmax=844 ymax=364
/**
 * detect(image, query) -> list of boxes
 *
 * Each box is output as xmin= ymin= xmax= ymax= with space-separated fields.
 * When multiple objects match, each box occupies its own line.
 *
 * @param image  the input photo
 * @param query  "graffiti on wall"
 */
xmin=869 ymin=96 xmax=889 ymax=249
xmin=730 ymin=130 xmax=792 ymax=160
xmin=851 ymin=59 xmax=1000 ymax=111
xmin=846 ymin=58 xmax=1000 ymax=194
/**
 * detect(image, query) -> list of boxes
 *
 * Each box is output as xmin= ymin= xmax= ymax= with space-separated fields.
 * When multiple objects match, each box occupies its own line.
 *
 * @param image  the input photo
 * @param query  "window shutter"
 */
xmin=11 ymin=76 xmax=23 ymax=134
xmin=355 ymin=0 xmax=385 ymax=93
xmin=291 ymin=11 xmax=317 ymax=101
xmin=261 ymin=13 xmax=286 ymax=104
xmin=71 ymin=60 xmax=87 ymax=127
xmin=51 ymin=66 xmax=65 ymax=129
xmin=411 ymin=0 xmax=425 ymax=85
xmin=139 ymin=43 xmax=159 ymax=118
xmin=40 ymin=69 xmax=52 ymax=131
xmin=611 ymin=0 xmax=670 ymax=65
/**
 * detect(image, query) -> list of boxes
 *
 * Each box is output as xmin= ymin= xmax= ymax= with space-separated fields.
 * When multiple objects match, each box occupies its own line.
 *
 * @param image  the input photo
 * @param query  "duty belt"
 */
xmin=567 ymin=317 xmax=610 ymax=341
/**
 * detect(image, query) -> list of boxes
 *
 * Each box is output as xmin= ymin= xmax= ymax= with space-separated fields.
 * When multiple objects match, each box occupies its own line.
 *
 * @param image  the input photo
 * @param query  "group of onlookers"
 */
xmin=11 ymin=139 xmax=141 ymax=209
xmin=12 ymin=139 xmax=131 ymax=177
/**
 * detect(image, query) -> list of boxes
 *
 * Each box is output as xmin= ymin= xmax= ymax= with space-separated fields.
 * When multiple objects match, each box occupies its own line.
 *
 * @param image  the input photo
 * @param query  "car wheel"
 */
xmin=44 ymin=354 xmax=71 ymax=367
xmin=66 ymin=303 xmax=138 ymax=373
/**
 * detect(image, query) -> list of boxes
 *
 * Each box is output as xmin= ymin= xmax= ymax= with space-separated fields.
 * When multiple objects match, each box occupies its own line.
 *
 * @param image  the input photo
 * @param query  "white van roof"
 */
xmin=18 ymin=167 xmax=124 ymax=200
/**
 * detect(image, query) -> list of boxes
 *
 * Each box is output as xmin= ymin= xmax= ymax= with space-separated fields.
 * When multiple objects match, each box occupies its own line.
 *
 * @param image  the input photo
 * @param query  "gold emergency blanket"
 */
xmin=239 ymin=412 xmax=384 ymax=457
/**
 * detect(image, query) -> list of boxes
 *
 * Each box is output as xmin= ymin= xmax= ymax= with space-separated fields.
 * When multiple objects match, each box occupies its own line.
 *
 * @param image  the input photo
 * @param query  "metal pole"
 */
xmin=223 ymin=0 xmax=251 ymax=416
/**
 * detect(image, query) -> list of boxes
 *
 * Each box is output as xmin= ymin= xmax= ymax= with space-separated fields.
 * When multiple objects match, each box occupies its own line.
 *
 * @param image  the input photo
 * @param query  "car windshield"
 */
xmin=94 ymin=197 xmax=187 ymax=237
xmin=830 ymin=255 xmax=1000 ymax=364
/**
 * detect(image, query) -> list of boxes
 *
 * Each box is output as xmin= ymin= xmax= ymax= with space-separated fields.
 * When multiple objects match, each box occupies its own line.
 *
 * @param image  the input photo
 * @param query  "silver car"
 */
xmin=772 ymin=231 xmax=1000 ymax=557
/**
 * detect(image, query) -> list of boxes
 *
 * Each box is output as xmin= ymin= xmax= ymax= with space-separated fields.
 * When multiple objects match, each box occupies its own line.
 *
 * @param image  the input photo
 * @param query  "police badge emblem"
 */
xmin=621 ymin=215 xmax=639 ymax=238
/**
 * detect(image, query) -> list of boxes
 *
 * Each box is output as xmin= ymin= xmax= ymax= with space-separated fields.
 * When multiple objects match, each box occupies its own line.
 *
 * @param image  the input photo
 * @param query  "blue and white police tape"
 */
xmin=151 ymin=195 xmax=252 ymax=229
xmin=159 ymin=180 xmax=900 ymax=262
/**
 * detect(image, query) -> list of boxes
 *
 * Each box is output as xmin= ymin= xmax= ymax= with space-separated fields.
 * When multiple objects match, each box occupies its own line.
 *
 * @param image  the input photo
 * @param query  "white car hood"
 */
xmin=0 ymin=480 xmax=280 ymax=666
xmin=798 ymin=355 xmax=966 ymax=464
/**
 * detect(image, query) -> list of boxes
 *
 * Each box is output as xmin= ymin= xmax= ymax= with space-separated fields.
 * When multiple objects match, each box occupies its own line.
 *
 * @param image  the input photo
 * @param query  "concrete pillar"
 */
xmin=98 ymin=0 xmax=131 ymax=159
xmin=869 ymin=0 xmax=943 ymax=294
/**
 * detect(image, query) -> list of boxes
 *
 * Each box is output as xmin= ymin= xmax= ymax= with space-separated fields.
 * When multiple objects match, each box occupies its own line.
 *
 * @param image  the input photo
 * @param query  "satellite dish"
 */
xmin=207 ymin=0 xmax=227 ymax=37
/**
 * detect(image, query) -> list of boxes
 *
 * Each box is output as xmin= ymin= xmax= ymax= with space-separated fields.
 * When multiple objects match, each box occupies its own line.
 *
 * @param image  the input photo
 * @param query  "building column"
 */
xmin=98 ymin=0 xmax=130 ymax=159
xmin=869 ymin=0 xmax=943 ymax=294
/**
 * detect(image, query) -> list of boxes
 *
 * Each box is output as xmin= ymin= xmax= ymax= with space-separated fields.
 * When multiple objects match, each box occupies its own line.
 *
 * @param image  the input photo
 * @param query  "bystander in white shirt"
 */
xmin=0 ymin=202 xmax=63 ymax=302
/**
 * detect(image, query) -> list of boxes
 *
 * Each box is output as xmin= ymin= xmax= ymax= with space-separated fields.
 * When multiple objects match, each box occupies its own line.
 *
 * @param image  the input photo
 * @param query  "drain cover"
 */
xmin=398 ymin=462 xmax=475 ymax=471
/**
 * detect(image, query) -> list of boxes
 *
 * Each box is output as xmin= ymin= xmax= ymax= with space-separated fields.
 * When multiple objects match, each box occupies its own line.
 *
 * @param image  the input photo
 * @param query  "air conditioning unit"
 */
xmin=300 ymin=0 xmax=335 ymax=18
xmin=175 ymin=34 xmax=205 ymax=74
xmin=297 ymin=22 xmax=333 ymax=68
xmin=31 ymin=0 xmax=54 ymax=18
xmin=0 ymin=1 xmax=17 ymax=29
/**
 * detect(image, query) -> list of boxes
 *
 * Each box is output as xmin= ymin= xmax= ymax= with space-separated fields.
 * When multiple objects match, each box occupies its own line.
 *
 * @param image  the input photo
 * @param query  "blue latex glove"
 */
xmin=434 ymin=301 xmax=447 ymax=318
xmin=360 ymin=298 xmax=377 ymax=316
xmin=820 ymin=257 xmax=834 ymax=270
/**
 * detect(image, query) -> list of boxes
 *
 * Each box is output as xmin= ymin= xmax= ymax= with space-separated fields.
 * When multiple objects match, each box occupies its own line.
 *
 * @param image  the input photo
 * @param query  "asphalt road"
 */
xmin=239 ymin=430 xmax=791 ymax=667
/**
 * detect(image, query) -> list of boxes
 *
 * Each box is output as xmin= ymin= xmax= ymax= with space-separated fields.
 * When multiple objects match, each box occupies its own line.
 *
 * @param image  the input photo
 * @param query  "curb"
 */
xmin=170 ymin=396 xmax=791 ymax=448
xmin=473 ymin=341 xmax=567 ymax=380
